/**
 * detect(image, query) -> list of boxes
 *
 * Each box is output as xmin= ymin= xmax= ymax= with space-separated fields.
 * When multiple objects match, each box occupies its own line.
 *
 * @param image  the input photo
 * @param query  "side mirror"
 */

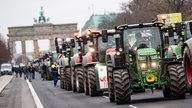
xmin=164 ymin=35 xmax=169 ymax=47
xmin=82 ymin=35 xmax=87 ymax=44
xmin=62 ymin=43 xmax=66 ymax=51
xmin=175 ymin=23 xmax=182 ymax=35
xmin=102 ymin=30 xmax=108 ymax=42
xmin=115 ymin=38 xmax=121 ymax=51
xmin=55 ymin=37 xmax=58 ymax=46
xmin=189 ymin=22 xmax=192 ymax=35
xmin=70 ymin=39 xmax=75 ymax=48
xmin=55 ymin=37 xmax=60 ymax=53
xmin=168 ymin=26 xmax=174 ymax=37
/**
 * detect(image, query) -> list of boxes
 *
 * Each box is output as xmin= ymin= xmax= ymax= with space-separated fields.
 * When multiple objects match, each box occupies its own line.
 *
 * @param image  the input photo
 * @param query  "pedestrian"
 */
xmin=23 ymin=66 xmax=28 ymax=80
xmin=28 ymin=64 xmax=35 ymax=82
xmin=41 ymin=62 xmax=47 ymax=81
xmin=19 ymin=66 xmax=23 ymax=78
xmin=51 ymin=62 xmax=59 ymax=87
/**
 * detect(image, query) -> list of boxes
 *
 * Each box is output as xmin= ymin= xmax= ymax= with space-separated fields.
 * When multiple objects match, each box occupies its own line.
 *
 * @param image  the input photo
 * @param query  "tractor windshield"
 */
xmin=72 ymin=41 xmax=79 ymax=54
xmin=123 ymin=27 xmax=161 ymax=52
xmin=98 ymin=36 xmax=116 ymax=50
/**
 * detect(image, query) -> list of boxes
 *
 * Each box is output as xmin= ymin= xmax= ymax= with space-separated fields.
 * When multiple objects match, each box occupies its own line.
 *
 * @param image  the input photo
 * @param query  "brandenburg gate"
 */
xmin=7 ymin=7 xmax=77 ymax=65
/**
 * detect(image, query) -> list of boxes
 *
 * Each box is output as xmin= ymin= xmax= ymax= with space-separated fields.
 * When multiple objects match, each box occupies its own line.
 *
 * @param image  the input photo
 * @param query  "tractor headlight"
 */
xmin=89 ymin=47 xmax=95 ymax=53
xmin=116 ymin=51 xmax=121 ymax=56
xmin=141 ymin=63 xmax=147 ymax=69
xmin=151 ymin=62 xmax=157 ymax=68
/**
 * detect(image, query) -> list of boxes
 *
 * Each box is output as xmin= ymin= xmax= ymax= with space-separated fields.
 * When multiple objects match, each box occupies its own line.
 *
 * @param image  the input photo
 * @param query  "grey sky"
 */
xmin=0 ymin=0 xmax=129 ymax=53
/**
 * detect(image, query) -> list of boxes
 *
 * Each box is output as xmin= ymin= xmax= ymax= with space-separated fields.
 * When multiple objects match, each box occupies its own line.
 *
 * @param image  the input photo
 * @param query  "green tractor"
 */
xmin=103 ymin=23 xmax=186 ymax=104
xmin=70 ymin=34 xmax=88 ymax=93
xmin=162 ymin=21 xmax=192 ymax=94
xmin=82 ymin=30 xmax=116 ymax=96
xmin=55 ymin=37 xmax=76 ymax=90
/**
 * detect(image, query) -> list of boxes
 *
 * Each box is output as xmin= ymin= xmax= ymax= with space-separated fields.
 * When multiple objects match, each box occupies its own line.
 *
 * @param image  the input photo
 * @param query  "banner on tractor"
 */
xmin=157 ymin=13 xmax=182 ymax=27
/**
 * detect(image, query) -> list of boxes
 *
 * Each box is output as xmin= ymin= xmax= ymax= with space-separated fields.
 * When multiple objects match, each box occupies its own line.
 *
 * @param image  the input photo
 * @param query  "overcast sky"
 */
xmin=0 ymin=0 xmax=129 ymax=53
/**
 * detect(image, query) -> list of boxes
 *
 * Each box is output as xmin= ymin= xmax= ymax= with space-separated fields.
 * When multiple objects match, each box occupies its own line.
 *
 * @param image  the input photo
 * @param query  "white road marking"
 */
xmin=102 ymin=96 xmax=109 ymax=98
xmin=26 ymin=79 xmax=44 ymax=108
xmin=129 ymin=105 xmax=138 ymax=108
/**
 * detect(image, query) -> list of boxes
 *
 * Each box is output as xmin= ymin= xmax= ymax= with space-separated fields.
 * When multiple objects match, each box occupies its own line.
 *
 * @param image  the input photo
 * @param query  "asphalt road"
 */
xmin=0 ymin=75 xmax=36 ymax=108
xmin=32 ymin=73 xmax=192 ymax=108
xmin=1 ymin=73 xmax=192 ymax=108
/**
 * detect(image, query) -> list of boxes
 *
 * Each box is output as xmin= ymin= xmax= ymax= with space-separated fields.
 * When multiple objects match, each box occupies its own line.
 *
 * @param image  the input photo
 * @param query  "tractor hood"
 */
xmin=137 ymin=48 xmax=157 ymax=56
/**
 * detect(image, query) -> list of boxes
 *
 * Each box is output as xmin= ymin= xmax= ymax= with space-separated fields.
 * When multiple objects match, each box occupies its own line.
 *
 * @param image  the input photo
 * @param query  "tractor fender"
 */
xmin=182 ymin=39 xmax=192 ymax=62
xmin=106 ymin=52 xmax=116 ymax=67
xmin=168 ymin=45 xmax=182 ymax=59
xmin=82 ymin=53 xmax=93 ymax=67
xmin=71 ymin=54 xmax=81 ymax=66
xmin=70 ymin=57 xmax=75 ymax=66
xmin=58 ymin=56 xmax=65 ymax=68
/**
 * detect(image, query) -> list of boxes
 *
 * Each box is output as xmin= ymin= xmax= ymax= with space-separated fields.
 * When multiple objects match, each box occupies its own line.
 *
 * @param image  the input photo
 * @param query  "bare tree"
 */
xmin=0 ymin=34 xmax=10 ymax=64
xmin=98 ymin=0 xmax=192 ymax=28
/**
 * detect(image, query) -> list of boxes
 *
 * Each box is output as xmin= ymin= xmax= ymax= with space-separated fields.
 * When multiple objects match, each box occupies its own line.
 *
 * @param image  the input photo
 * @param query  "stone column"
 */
xmin=49 ymin=39 xmax=54 ymax=52
xmin=21 ymin=40 xmax=26 ymax=64
xmin=8 ymin=40 xmax=14 ymax=63
xmin=34 ymin=40 xmax=39 ymax=57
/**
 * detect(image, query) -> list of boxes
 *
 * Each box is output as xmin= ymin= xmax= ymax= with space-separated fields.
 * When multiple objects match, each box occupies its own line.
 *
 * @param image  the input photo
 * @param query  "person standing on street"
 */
xmin=41 ymin=62 xmax=47 ymax=81
xmin=51 ymin=62 xmax=59 ymax=87
xmin=28 ymin=64 xmax=35 ymax=82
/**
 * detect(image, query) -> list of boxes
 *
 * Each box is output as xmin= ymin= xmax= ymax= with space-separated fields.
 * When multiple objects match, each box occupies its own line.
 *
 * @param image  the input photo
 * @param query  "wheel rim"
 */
xmin=186 ymin=56 xmax=192 ymax=84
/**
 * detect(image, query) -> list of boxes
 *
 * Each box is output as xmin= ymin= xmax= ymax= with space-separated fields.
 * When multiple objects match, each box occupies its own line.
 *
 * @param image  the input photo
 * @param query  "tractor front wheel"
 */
xmin=164 ymin=64 xmax=186 ymax=99
xmin=84 ymin=67 xmax=89 ymax=95
xmin=184 ymin=46 xmax=192 ymax=94
xmin=113 ymin=69 xmax=131 ymax=104
xmin=75 ymin=66 xmax=84 ymax=93
xmin=107 ymin=60 xmax=115 ymax=102
xmin=88 ymin=66 xmax=103 ymax=96
xmin=65 ymin=67 xmax=72 ymax=90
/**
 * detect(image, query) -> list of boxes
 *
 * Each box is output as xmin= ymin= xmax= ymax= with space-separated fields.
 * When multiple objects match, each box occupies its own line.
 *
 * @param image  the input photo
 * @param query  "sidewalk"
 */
xmin=0 ymin=75 xmax=13 ymax=93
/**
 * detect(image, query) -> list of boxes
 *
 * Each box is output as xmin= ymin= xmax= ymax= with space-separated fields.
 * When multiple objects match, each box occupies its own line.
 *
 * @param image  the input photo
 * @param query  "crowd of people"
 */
xmin=12 ymin=63 xmax=36 ymax=82
xmin=12 ymin=61 xmax=59 ymax=87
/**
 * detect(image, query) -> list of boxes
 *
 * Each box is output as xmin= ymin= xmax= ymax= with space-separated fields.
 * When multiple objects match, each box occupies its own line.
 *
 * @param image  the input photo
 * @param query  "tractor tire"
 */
xmin=88 ymin=66 xmax=103 ymax=96
xmin=107 ymin=60 xmax=115 ymax=102
xmin=165 ymin=64 xmax=186 ymax=99
xmin=65 ymin=67 xmax=72 ymax=90
xmin=184 ymin=46 xmax=192 ymax=94
xmin=113 ymin=69 xmax=131 ymax=104
xmin=60 ymin=80 xmax=64 ymax=89
xmin=72 ymin=67 xmax=77 ymax=92
xmin=75 ymin=66 xmax=84 ymax=93
xmin=60 ymin=68 xmax=64 ymax=89
xmin=84 ymin=67 xmax=89 ymax=95
xmin=63 ymin=69 xmax=67 ymax=89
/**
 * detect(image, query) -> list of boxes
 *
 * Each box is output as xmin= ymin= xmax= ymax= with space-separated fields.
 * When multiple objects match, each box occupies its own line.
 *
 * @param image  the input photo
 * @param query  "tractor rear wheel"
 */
xmin=107 ymin=60 xmax=115 ymax=102
xmin=88 ymin=66 xmax=103 ymax=96
xmin=166 ymin=64 xmax=186 ymax=99
xmin=76 ymin=66 xmax=84 ymax=93
xmin=113 ymin=69 xmax=131 ymax=104
xmin=65 ymin=67 xmax=72 ymax=90
xmin=184 ymin=46 xmax=192 ymax=94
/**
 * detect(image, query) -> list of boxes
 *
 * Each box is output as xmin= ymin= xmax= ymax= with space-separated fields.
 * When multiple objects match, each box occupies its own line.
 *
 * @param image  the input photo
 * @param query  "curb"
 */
xmin=0 ymin=75 xmax=14 ymax=94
